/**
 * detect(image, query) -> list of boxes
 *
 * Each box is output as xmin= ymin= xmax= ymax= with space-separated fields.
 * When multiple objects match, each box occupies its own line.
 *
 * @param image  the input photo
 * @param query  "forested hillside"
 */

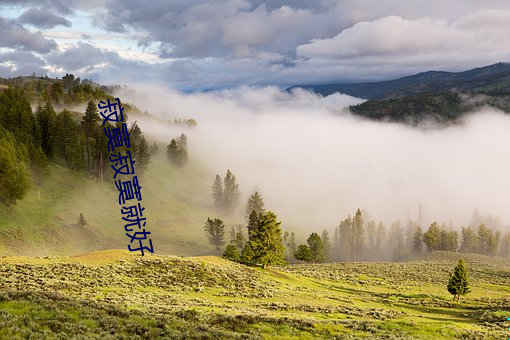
xmin=0 ymin=75 xmax=150 ymax=204
xmin=0 ymin=75 xmax=216 ymax=256
xmin=291 ymin=63 xmax=510 ymax=124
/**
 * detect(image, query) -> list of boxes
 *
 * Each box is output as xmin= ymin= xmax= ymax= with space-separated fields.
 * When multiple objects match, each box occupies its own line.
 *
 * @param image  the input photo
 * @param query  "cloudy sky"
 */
xmin=1 ymin=0 xmax=510 ymax=90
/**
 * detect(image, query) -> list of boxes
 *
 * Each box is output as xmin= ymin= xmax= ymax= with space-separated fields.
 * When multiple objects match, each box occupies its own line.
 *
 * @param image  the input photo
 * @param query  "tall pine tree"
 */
xmin=447 ymin=259 xmax=470 ymax=303
xmin=136 ymin=135 xmax=151 ymax=175
xmin=223 ymin=169 xmax=240 ymax=214
xmin=352 ymin=209 xmax=364 ymax=261
xmin=307 ymin=232 xmax=325 ymax=263
xmin=81 ymin=100 xmax=99 ymax=174
xmin=0 ymin=129 xmax=31 ymax=205
xmin=245 ymin=191 xmax=265 ymax=220
xmin=244 ymin=211 xmax=285 ymax=268
xmin=212 ymin=174 xmax=224 ymax=211
xmin=204 ymin=218 xmax=225 ymax=251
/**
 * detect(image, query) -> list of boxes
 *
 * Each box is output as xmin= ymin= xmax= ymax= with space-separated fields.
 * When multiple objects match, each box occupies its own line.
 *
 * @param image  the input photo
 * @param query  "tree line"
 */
xmin=1 ymin=74 xmax=117 ymax=106
xmin=204 ymin=175 xmax=510 ymax=265
xmin=295 ymin=210 xmax=510 ymax=263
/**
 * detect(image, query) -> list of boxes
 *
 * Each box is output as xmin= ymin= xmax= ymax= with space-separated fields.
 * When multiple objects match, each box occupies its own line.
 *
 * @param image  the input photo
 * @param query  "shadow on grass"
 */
xmin=391 ymin=302 xmax=476 ymax=325
xmin=315 ymin=282 xmax=482 ymax=325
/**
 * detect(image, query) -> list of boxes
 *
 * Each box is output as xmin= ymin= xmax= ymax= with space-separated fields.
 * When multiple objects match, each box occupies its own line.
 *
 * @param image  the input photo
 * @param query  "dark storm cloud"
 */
xmin=18 ymin=7 xmax=72 ymax=29
xmin=0 ymin=16 xmax=57 ymax=53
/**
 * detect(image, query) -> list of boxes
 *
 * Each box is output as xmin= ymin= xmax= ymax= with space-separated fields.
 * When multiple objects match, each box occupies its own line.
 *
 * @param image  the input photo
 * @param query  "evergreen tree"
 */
xmin=412 ymin=226 xmax=423 ymax=254
xmin=366 ymin=220 xmax=377 ymax=259
xmin=129 ymin=123 xmax=143 ymax=156
xmin=244 ymin=211 xmax=286 ymax=268
xmin=332 ymin=227 xmax=341 ymax=261
xmin=389 ymin=220 xmax=410 ymax=261
xmin=247 ymin=210 xmax=260 ymax=241
xmin=176 ymin=133 xmax=188 ymax=165
xmin=487 ymin=229 xmax=500 ymax=256
xmin=388 ymin=220 xmax=404 ymax=252
xmin=338 ymin=216 xmax=352 ymax=261
xmin=166 ymin=134 xmax=188 ymax=167
xmin=0 ymin=87 xmax=33 ymax=144
xmin=81 ymin=100 xmax=99 ymax=173
xmin=460 ymin=226 xmax=478 ymax=253
xmin=352 ymin=209 xmax=364 ymax=261
xmin=283 ymin=231 xmax=297 ymax=262
xmin=177 ymin=133 xmax=188 ymax=150
xmin=375 ymin=222 xmax=387 ymax=259
xmin=223 ymin=169 xmax=240 ymax=214
xmin=477 ymin=224 xmax=499 ymax=255
xmin=240 ymin=243 xmax=255 ymax=264
xmin=93 ymin=121 xmax=109 ymax=180
xmin=55 ymin=109 xmax=81 ymax=168
xmin=404 ymin=221 xmax=417 ymax=250
xmin=167 ymin=139 xmax=179 ymax=165
xmin=288 ymin=231 xmax=297 ymax=259
xmin=229 ymin=225 xmax=246 ymax=251
xmin=0 ymin=130 xmax=31 ymax=205
xmin=294 ymin=244 xmax=312 ymax=262
xmin=444 ymin=230 xmax=459 ymax=252
xmin=150 ymin=141 xmax=159 ymax=155
xmin=447 ymin=259 xmax=471 ymax=303
xmin=244 ymin=191 xmax=265 ymax=220
xmin=36 ymin=102 xmax=57 ymax=158
xmin=307 ymin=232 xmax=325 ymax=263
xmin=204 ymin=218 xmax=225 ymax=251
xmin=423 ymin=222 xmax=441 ymax=251
xmin=51 ymin=81 xmax=64 ymax=103
xmin=223 ymin=244 xmax=240 ymax=262
xmin=212 ymin=174 xmax=224 ymax=211
xmin=321 ymin=230 xmax=331 ymax=262
xmin=136 ymin=135 xmax=151 ymax=175
xmin=500 ymin=232 xmax=510 ymax=258
xmin=477 ymin=223 xmax=490 ymax=254
xmin=78 ymin=212 xmax=87 ymax=226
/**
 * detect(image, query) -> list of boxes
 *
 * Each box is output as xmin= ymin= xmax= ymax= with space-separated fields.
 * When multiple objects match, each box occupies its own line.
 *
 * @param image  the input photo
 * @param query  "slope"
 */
xmin=0 ymin=152 xmax=224 ymax=257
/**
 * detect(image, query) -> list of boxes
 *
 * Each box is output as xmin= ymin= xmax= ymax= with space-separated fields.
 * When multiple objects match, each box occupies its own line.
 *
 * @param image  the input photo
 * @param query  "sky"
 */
xmin=1 ymin=0 xmax=510 ymax=230
xmin=1 ymin=0 xmax=510 ymax=90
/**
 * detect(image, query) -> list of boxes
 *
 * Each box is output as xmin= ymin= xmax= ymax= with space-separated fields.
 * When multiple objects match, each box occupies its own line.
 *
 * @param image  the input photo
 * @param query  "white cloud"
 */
xmin=4 ymin=1 xmax=510 ymax=88
xmin=119 ymin=85 xmax=510 ymax=231
xmin=297 ymin=12 xmax=510 ymax=69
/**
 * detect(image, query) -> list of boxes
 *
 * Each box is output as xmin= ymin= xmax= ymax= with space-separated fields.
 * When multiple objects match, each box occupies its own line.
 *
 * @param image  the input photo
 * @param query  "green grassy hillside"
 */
xmin=0 ymin=152 xmax=229 ymax=257
xmin=0 ymin=250 xmax=508 ymax=338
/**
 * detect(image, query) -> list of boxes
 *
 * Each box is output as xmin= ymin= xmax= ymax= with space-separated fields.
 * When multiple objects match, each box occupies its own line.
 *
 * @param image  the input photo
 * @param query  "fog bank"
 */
xmin=119 ymin=85 xmax=510 ymax=231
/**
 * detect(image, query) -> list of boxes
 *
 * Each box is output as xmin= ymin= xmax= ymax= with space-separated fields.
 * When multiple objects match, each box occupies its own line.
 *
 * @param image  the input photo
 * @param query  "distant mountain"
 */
xmin=289 ymin=63 xmax=510 ymax=124
xmin=289 ymin=62 xmax=510 ymax=100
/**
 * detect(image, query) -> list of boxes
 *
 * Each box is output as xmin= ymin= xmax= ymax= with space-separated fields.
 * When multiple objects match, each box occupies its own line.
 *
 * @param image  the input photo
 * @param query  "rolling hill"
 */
xmin=0 ymin=250 xmax=508 ymax=338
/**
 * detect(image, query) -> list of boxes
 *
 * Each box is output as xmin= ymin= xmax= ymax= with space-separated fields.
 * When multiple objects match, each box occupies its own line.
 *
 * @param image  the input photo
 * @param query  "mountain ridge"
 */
xmin=289 ymin=62 xmax=510 ymax=99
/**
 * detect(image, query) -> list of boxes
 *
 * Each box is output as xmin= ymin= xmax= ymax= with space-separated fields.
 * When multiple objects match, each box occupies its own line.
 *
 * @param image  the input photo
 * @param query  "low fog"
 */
xmin=117 ymin=85 xmax=510 ymax=231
